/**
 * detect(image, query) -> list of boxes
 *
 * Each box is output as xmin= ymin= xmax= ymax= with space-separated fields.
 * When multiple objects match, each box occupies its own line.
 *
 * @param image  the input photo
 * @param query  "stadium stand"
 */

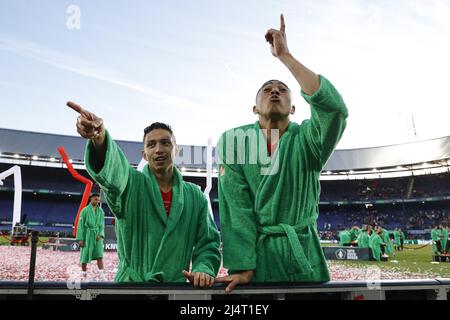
xmin=1 ymin=128 xmax=449 ymax=240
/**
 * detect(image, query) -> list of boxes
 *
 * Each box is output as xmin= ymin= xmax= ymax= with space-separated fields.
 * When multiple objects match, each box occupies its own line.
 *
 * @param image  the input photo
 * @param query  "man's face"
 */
xmin=143 ymin=128 xmax=177 ymax=174
xmin=254 ymin=81 xmax=294 ymax=120
xmin=90 ymin=196 xmax=100 ymax=206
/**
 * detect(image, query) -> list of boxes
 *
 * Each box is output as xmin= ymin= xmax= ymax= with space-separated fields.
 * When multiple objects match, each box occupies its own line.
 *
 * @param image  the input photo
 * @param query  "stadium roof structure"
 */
xmin=0 ymin=128 xmax=449 ymax=179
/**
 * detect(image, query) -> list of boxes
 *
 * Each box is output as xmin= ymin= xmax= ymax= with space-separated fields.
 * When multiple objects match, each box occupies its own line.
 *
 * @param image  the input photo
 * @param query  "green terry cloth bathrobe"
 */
xmin=400 ymin=230 xmax=405 ymax=242
xmin=431 ymin=228 xmax=441 ymax=254
xmin=369 ymin=232 xmax=383 ymax=261
xmin=442 ymin=227 xmax=448 ymax=252
xmin=392 ymin=230 xmax=401 ymax=250
xmin=338 ymin=230 xmax=351 ymax=247
xmin=349 ymin=228 xmax=361 ymax=242
xmin=76 ymin=204 xmax=105 ymax=264
xmin=356 ymin=231 xmax=370 ymax=248
xmin=382 ymin=229 xmax=393 ymax=255
xmin=84 ymin=131 xmax=221 ymax=283
xmin=218 ymin=75 xmax=348 ymax=282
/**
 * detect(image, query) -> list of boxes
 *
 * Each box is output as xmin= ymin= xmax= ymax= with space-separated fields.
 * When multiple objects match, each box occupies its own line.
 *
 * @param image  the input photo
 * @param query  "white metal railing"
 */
xmin=0 ymin=279 xmax=448 ymax=300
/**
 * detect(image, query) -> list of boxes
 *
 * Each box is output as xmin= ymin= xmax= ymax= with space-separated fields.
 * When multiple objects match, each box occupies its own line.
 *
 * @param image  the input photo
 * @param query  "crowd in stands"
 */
xmin=0 ymin=168 xmax=449 ymax=240
xmin=318 ymin=205 xmax=449 ymax=242
xmin=320 ymin=172 xmax=450 ymax=202
xmin=319 ymin=207 xmax=448 ymax=231
xmin=405 ymin=209 xmax=448 ymax=230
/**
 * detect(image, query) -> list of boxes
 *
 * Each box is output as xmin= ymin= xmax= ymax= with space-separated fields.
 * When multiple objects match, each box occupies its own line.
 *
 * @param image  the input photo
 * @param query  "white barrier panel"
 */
xmin=0 ymin=165 xmax=22 ymax=234
xmin=137 ymin=158 xmax=147 ymax=172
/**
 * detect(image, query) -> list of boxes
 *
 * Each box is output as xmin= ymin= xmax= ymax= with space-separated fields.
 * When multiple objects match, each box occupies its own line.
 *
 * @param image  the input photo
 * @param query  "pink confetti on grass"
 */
xmin=0 ymin=246 xmax=442 ymax=282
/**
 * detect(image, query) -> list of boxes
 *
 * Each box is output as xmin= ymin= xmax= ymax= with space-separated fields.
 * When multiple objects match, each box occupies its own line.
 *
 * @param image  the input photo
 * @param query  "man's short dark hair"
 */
xmin=143 ymin=122 xmax=174 ymax=142
xmin=256 ymin=79 xmax=290 ymax=102
xmin=89 ymin=193 xmax=100 ymax=200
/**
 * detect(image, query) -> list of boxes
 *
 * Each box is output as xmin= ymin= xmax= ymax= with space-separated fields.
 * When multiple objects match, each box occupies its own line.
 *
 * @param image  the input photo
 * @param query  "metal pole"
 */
xmin=27 ymin=230 xmax=39 ymax=300
xmin=204 ymin=137 xmax=214 ymax=219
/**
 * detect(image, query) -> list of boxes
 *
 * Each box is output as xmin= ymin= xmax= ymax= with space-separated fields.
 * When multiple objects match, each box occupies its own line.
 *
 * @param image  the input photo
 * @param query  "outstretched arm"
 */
xmin=265 ymin=14 xmax=320 ymax=95
xmin=266 ymin=15 xmax=348 ymax=167
xmin=67 ymin=101 xmax=106 ymax=166
xmin=66 ymin=101 xmax=131 ymax=219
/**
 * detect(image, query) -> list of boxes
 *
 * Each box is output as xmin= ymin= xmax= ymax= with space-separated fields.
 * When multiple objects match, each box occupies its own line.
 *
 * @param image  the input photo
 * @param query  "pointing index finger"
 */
xmin=280 ymin=14 xmax=286 ymax=33
xmin=66 ymin=101 xmax=84 ymax=114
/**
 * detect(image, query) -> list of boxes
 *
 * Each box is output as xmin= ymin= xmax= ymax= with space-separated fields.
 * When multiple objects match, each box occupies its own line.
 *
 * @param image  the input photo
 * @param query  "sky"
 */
xmin=1 ymin=0 xmax=450 ymax=149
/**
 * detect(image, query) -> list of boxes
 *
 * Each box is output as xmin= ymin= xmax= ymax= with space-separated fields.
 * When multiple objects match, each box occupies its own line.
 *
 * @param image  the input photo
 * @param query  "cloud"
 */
xmin=0 ymin=34 xmax=212 ymax=114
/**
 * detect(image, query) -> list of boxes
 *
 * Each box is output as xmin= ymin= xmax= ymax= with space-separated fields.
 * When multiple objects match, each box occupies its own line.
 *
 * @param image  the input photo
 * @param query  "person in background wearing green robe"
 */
xmin=349 ymin=225 xmax=361 ymax=243
xmin=369 ymin=228 xmax=385 ymax=261
xmin=216 ymin=14 xmax=348 ymax=293
xmin=438 ymin=225 xmax=443 ymax=250
xmin=381 ymin=227 xmax=393 ymax=257
xmin=440 ymin=224 xmax=448 ymax=254
xmin=338 ymin=229 xmax=352 ymax=246
xmin=444 ymin=225 xmax=449 ymax=254
xmin=76 ymin=193 xmax=105 ymax=277
xmin=66 ymin=104 xmax=221 ymax=287
xmin=431 ymin=225 xmax=442 ymax=255
xmin=392 ymin=228 xmax=401 ymax=251
xmin=399 ymin=228 xmax=405 ymax=251
xmin=356 ymin=226 xmax=370 ymax=248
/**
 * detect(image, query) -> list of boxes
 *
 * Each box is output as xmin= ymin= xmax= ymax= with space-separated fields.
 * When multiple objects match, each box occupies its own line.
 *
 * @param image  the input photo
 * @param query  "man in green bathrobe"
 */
xmin=392 ymin=229 xmax=401 ymax=251
xmin=431 ymin=225 xmax=442 ymax=254
xmin=349 ymin=226 xmax=361 ymax=243
xmin=356 ymin=226 xmax=370 ymax=248
xmin=443 ymin=225 xmax=449 ymax=254
xmin=399 ymin=228 xmax=405 ymax=251
xmin=76 ymin=193 xmax=105 ymax=275
xmin=67 ymin=104 xmax=221 ymax=287
xmin=369 ymin=228 xmax=384 ymax=261
xmin=381 ymin=228 xmax=393 ymax=256
xmin=216 ymin=14 xmax=348 ymax=292
xmin=440 ymin=224 xmax=448 ymax=254
xmin=338 ymin=229 xmax=352 ymax=247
